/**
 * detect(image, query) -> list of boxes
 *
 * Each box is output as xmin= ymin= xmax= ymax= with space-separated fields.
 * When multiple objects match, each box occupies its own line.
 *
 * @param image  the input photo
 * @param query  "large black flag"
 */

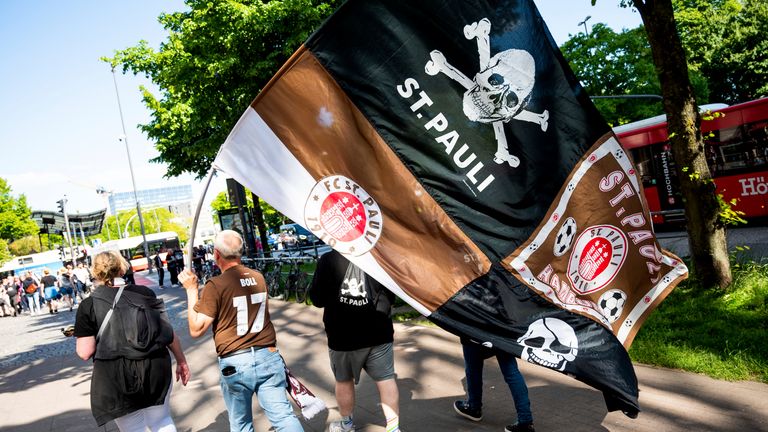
xmin=212 ymin=0 xmax=688 ymax=416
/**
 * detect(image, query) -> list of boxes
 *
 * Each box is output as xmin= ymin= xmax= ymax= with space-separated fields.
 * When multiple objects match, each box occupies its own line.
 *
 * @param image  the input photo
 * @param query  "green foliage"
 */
xmin=560 ymin=23 xmax=708 ymax=126
xmin=105 ymin=0 xmax=343 ymax=179
xmin=630 ymin=254 xmax=768 ymax=382
xmin=99 ymin=208 xmax=189 ymax=243
xmin=681 ymin=166 xmax=746 ymax=226
xmin=8 ymin=235 xmax=45 ymax=256
xmin=210 ymin=190 xmax=283 ymax=230
xmin=0 ymin=239 xmax=10 ymax=265
xmin=716 ymin=195 xmax=747 ymax=226
xmin=674 ymin=0 xmax=768 ymax=103
xmin=574 ymin=0 xmax=767 ymax=120
xmin=0 ymin=178 xmax=38 ymax=242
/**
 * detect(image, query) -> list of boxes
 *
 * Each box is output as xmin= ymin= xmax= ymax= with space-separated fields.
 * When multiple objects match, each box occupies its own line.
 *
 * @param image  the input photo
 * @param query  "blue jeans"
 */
xmin=462 ymin=341 xmax=533 ymax=424
xmin=217 ymin=347 xmax=303 ymax=432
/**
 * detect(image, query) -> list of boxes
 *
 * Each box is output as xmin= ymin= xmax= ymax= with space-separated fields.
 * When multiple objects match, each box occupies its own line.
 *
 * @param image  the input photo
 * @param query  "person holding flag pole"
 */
xmin=181 ymin=0 xmax=692 ymax=425
xmin=179 ymin=226 xmax=303 ymax=432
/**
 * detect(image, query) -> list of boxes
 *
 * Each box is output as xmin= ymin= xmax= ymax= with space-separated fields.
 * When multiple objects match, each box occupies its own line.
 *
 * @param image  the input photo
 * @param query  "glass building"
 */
xmin=109 ymin=185 xmax=193 ymax=216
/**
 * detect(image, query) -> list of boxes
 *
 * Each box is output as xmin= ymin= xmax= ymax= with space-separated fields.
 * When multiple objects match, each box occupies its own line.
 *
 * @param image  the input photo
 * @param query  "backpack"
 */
xmin=24 ymin=282 xmax=37 ymax=295
xmin=91 ymin=285 xmax=174 ymax=359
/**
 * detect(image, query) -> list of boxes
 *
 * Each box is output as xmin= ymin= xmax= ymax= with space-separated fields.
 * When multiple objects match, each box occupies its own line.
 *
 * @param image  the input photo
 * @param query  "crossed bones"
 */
xmin=425 ymin=18 xmax=550 ymax=168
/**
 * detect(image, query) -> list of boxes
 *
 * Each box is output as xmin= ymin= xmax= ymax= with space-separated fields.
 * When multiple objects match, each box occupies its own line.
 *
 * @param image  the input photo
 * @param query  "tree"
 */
xmin=611 ymin=0 xmax=732 ymax=287
xmin=561 ymin=24 xmax=662 ymax=125
xmin=568 ymin=0 xmax=767 ymax=121
xmin=673 ymin=0 xmax=768 ymax=104
xmin=560 ymin=23 xmax=710 ymax=126
xmin=105 ymin=0 xmax=343 ymax=179
xmin=703 ymin=0 xmax=768 ymax=103
xmin=100 ymin=208 xmax=190 ymax=243
xmin=0 ymin=178 xmax=38 ymax=243
xmin=0 ymin=239 xmax=10 ymax=265
xmin=8 ymin=235 xmax=44 ymax=256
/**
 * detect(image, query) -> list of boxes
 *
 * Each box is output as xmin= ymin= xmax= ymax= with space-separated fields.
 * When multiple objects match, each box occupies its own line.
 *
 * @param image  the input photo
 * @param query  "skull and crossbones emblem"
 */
xmin=425 ymin=18 xmax=549 ymax=168
xmin=517 ymin=317 xmax=578 ymax=371
xmin=340 ymin=277 xmax=366 ymax=299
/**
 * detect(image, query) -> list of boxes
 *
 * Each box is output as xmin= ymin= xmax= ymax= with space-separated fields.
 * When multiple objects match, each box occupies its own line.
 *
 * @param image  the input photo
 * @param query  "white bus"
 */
xmin=0 ymin=250 xmax=65 ymax=277
xmin=93 ymin=231 xmax=181 ymax=272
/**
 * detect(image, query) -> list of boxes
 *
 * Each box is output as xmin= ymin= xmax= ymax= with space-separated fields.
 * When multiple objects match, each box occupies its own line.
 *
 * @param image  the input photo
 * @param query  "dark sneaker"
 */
xmin=505 ymin=422 xmax=535 ymax=432
xmin=454 ymin=400 xmax=482 ymax=421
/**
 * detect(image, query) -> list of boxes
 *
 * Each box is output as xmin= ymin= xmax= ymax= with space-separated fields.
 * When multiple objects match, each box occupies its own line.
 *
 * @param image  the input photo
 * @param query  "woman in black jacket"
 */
xmin=74 ymin=250 xmax=190 ymax=431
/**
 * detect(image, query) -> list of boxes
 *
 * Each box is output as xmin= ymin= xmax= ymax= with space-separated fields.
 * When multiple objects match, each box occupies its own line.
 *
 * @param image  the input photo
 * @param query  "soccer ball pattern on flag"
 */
xmin=211 ymin=0 xmax=688 ymax=417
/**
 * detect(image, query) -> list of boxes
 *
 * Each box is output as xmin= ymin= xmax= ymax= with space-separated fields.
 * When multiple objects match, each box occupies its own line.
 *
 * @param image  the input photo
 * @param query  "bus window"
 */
xmin=629 ymin=146 xmax=655 ymax=187
xmin=706 ymin=125 xmax=753 ymax=172
xmin=617 ymin=97 xmax=768 ymax=224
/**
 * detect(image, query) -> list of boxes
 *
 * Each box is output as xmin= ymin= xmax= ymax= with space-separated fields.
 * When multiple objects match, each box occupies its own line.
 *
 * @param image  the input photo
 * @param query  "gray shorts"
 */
xmin=329 ymin=343 xmax=395 ymax=384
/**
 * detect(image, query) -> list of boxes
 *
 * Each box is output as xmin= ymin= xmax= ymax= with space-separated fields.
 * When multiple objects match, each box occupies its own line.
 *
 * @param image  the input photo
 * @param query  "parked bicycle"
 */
xmin=283 ymin=258 xmax=311 ymax=304
xmin=263 ymin=259 xmax=285 ymax=299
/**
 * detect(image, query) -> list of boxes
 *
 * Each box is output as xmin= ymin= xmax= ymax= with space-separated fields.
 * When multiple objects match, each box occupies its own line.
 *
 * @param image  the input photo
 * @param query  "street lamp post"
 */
xmin=58 ymin=197 xmax=77 ymax=265
xmin=111 ymin=68 xmax=153 ymax=273
xmin=578 ymin=15 xmax=592 ymax=36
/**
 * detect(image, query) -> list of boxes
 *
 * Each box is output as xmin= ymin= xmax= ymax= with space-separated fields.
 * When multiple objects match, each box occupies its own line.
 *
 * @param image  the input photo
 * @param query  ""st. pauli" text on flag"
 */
xmin=211 ymin=0 xmax=688 ymax=416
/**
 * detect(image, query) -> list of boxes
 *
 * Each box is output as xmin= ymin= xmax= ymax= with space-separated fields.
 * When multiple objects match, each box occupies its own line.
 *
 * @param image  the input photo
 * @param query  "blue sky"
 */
xmin=0 ymin=1 xmax=642 ymax=214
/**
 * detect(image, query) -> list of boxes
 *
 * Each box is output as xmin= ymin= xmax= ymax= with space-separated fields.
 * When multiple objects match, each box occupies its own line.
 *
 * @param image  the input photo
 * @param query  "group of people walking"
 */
xmin=72 ymin=229 xmax=534 ymax=432
xmin=153 ymin=247 xmax=185 ymax=288
xmin=1 ymin=262 xmax=92 ymax=317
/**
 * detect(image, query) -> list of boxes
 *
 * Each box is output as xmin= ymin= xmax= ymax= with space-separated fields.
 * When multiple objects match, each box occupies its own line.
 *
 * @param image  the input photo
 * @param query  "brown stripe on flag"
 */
xmin=503 ymin=133 xmax=687 ymax=347
xmin=253 ymin=46 xmax=491 ymax=312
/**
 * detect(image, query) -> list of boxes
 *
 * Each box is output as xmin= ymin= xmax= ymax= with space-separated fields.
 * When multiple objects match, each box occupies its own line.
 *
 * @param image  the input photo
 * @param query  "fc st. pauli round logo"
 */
xmin=566 ymin=225 xmax=627 ymax=295
xmin=304 ymin=175 xmax=383 ymax=256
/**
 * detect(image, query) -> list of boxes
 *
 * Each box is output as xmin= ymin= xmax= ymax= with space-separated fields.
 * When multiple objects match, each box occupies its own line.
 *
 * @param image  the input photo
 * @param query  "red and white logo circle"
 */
xmin=304 ymin=175 xmax=383 ymax=256
xmin=566 ymin=225 xmax=627 ymax=295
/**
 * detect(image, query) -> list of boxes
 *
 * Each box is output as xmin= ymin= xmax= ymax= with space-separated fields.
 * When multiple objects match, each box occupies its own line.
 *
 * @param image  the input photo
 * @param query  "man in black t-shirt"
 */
xmin=308 ymin=250 xmax=400 ymax=432
xmin=153 ymin=249 xmax=166 ymax=288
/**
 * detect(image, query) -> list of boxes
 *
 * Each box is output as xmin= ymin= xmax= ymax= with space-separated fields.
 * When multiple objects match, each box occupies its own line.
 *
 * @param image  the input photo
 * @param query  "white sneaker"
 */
xmin=329 ymin=420 xmax=355 ymax=432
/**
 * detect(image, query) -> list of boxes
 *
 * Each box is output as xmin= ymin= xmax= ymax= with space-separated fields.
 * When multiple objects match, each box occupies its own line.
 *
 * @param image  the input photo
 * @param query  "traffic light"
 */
xmin=57 ymin=245 xmax=65 ymax=260
xmin=56 ymin=199 xmax=66 ymax=214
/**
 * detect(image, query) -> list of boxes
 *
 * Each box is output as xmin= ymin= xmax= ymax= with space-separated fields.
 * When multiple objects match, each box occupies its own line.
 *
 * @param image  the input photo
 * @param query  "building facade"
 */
xmin=109 ymin=185 xmax=193 ymax=217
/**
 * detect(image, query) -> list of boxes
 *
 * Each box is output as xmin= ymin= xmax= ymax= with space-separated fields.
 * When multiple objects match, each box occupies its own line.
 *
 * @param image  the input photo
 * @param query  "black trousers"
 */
xmin=157 ymin=267 xmax=165 ymax=286
xmin=169 ymin=267 xmax=179 ymax=285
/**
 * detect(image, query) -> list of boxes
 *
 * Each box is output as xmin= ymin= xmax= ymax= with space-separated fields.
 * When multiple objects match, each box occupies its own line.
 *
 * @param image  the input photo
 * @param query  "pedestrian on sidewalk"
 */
xmin=154 ymin=249 xmax=166 ymax=288
xmin=4 ymin=276 xmax=20 ymax=316
xmin=179 ymin=230 xmax=303 ymax=432
xmin=41 ymin=268 xmax=60 ymax=314
xmin=308 ymin=250 xmax=401 ymax=432
xmin=18 ymin=274 xmax=35 ymax=315
xmin=57 ymin=267 xmax=75 ymax=311
xmin=0 ymin=276 xmax=14 ymax=317
xmin=454 ymin=338 xmax=535 ymax=432
xmin=74 ymin=250 xmax=190 ymax=432
xmin=167 ymin=248 xmax=180 ymax=286
xmin=72 ymin=261 xmax=93 ymax=299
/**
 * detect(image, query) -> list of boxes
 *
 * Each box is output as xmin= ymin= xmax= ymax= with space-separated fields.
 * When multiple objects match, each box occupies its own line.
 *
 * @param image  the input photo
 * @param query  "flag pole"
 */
xmin=186 ymin=168 xmax=217 ymax=270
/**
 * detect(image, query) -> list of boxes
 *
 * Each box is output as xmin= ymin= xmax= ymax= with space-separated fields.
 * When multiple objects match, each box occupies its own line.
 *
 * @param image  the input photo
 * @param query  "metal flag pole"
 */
xmin=186 ymin=168 xmax=218 ymax=270
xmin=111 ymin=67 xmax=153 ymax=273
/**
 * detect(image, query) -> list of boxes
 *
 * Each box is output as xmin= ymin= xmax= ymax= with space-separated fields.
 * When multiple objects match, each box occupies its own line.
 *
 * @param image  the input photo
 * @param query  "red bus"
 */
xmin=615 ymin=98 xmax=768 ymax=225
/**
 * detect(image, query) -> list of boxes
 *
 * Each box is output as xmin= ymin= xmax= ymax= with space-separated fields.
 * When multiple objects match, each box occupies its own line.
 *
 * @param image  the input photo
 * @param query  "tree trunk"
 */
xmin=633 ymin=0 xmax=732 ymax=288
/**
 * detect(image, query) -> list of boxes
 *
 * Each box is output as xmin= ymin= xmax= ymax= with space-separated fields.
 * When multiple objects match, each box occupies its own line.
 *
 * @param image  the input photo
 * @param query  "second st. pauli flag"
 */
xmin=211 ymin=0 xmax=688 ymax=416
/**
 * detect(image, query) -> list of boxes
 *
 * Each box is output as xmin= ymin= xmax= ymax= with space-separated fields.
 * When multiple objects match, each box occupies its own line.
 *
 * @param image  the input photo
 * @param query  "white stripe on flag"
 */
xmin=213 ymin=107 xmax=431 ymax=317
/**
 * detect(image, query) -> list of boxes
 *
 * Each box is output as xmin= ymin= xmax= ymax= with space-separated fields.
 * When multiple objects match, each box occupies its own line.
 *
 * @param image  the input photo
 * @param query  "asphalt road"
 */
xmin=656 ymin=225 xmax=768 ymax=261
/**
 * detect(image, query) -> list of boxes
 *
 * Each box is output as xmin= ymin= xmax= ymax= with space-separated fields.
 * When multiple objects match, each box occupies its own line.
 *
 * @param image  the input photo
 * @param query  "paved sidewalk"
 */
xmin=0 ymin=272 xmax=766 ymax=431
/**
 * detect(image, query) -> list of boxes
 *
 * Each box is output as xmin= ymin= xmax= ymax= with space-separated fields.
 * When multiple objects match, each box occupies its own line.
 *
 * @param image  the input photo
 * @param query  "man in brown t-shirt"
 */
xmin=179 ymin=230 xmax=303 ymax=432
